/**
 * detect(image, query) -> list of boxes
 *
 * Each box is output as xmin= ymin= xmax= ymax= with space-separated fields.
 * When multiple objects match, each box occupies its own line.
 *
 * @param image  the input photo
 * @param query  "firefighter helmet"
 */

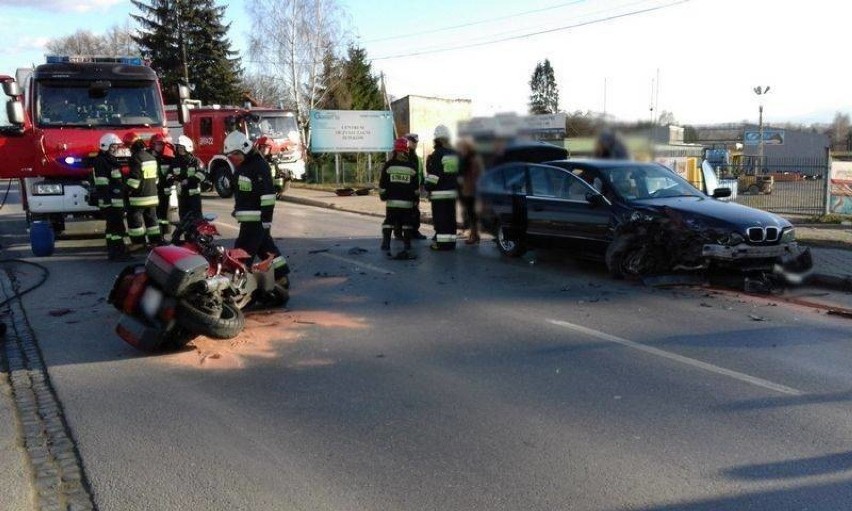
xmin=224 ymin=131 xmax=252 ymax=155
xmin=122 ymin=132 xmax=141 ymax=147
xmin=393 ymin=137 xmax=409 ymax=153
xmin=99 ymin=133 xmax=122 ymax=152
xmin=176 ymin=135 xmax=194 ymax=153
xmin=433 ymin=125 xmax=451 ymax=141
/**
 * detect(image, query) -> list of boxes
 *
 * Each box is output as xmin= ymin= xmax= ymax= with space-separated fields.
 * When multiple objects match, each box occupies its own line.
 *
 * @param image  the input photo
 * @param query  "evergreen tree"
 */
xmin=315 ymin=45 xmax=383 ymax=111
xmin=529 ymin=59 xmax=559 ymax=115
xmin=131 ymin=0 xmax=242 ymax=105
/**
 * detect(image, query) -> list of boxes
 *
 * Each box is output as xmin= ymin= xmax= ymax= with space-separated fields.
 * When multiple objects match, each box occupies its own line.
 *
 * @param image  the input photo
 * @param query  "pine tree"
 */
xmin=131 ymin=0 xmax=243 ymax=105
xmin=315 ymin=45 xmax=382 ymax=111
xmin=529 ymin=59 xmax=559 ymax=115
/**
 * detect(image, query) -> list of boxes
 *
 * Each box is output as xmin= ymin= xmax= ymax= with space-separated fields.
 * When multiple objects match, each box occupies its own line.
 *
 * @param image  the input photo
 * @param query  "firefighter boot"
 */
xmin=381 ymin=229 xmax=391 ymax=253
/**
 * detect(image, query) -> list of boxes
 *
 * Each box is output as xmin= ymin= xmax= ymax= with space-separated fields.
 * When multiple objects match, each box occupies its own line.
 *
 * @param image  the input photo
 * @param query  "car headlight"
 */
xmin=718 ymin=232 xmax=746 ymax=246
xmin=780 ymin=228 xmax=796 ymax=243
xmin=33 ymin=183 xmax=63 ymax=196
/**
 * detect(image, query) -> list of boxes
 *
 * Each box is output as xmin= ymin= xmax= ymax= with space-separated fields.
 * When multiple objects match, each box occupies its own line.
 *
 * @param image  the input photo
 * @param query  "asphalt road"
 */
xmin=2 ymin=193 xmax=852 ymax=510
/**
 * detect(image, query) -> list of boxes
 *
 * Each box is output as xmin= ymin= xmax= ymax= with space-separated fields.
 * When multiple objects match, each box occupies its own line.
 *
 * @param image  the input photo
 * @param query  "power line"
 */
xmin=362 ymin=0 xmax=588 ymax=44
xmin=372 ymin=0 xmax=691 ymax=61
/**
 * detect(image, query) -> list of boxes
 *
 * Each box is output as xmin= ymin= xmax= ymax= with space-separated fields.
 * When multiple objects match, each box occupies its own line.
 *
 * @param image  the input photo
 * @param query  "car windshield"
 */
xmin=246 ymin=114 xmax=299 ymax=141
xmin=604 ymin=164 xmax=704 ymax=201
xmin=37 ymin=79 xmax=164 ymax=127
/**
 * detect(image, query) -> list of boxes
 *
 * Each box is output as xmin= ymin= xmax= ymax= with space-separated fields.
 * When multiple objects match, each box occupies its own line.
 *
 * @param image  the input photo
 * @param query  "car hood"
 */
xmin=633 ymin=197 xmax=792 ymax=232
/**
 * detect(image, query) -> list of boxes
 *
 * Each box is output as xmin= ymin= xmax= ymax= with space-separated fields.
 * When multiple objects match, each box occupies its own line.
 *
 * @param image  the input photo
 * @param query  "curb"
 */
xmin=278 ymin=194 xmax=436 ymax=224
xmin=810 ymin=273 xmax=852 ymax=293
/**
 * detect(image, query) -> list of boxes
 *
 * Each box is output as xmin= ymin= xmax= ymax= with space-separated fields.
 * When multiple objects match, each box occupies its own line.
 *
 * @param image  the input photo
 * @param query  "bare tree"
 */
xmin=46 ymin=24 xmax=139 ymax=57
xmin=241 ymin=73 xmax=292 ymax=108
xmin=246 ymin=0 xmax=349 ymax=128
xmin=658 ymin=110 xmax=677 ymax=126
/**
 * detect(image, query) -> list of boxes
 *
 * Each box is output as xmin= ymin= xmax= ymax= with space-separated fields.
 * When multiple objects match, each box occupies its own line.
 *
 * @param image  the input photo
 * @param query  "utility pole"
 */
xmin=753 ymin=86 xmax=771 ymax=168
xmin=175 ymin=0 xmax=190 ymax=86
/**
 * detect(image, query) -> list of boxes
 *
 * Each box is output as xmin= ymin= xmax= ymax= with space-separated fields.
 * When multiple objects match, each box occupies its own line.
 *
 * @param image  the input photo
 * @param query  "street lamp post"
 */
xmin=753 ymin=86 xmax=771 ymax=168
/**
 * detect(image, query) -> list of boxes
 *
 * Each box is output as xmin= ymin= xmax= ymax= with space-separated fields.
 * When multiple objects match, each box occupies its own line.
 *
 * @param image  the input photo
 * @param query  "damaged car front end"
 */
xmin=605 ymin=199 xmax=813 ymax=287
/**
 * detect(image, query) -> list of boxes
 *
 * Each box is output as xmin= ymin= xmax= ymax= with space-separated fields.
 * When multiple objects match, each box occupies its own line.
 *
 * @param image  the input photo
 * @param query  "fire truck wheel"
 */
xmin=212 ymin=162 xmax=234 ymax=199
xmin=176 ymin=299 xmax=245 ymax=340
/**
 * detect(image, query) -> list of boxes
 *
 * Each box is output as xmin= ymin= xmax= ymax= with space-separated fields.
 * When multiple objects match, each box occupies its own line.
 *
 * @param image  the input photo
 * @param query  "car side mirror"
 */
xmin=6 ymin=99 xmax=24 ymax=125
xmin=177 ymin=84 xmax=191 ymax=101
xmin=712 ymin=187 xmax=732 ymax=199
xmin=586 ymin=192 xmax=607 ymax=208
xmin=2 ymin=81 xmax=21 ymax=97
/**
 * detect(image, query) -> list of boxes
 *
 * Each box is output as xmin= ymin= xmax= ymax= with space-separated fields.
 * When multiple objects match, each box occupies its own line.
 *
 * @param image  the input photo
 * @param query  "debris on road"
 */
xmin=748 ymin=314 xmax=767 ymax=322
xmin=642 ymin=275 xmax=704 ymax=288
xmin=48 ymin=308 xmax=73 ymax=317
xmin=348 ymin=247 xmax=369 ymax=255
xmin=308 ymin=248 xmax=330 ymax=254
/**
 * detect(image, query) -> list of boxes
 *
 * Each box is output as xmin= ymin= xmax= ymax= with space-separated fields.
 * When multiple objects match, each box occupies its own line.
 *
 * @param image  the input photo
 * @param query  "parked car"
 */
xmin=477 ymin=159 xmax=812 ymax=280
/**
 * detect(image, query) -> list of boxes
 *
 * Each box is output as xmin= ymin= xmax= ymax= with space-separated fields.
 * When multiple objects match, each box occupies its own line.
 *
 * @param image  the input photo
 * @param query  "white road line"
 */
xmin=320 ymin=252 xmax=395 ymax=275
xmin=547 ymin=319 xmax=803 ymax=396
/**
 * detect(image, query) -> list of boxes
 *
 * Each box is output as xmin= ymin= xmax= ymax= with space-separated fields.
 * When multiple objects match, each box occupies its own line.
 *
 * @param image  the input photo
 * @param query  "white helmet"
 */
xmin=99 ymin=133 xmax=122 ymax=152
xmin=433 ymin=125 xmax=451 ymax=141
xmin=223 ymin=131 xmax=252 ymax=155
xmin=176 ymin=135 xmax=194 ymax=153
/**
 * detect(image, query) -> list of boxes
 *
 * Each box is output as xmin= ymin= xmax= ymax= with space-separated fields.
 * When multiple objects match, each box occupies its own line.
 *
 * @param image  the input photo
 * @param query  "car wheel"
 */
xmin=496 ymin=222 xmax=526 ymax=258
xmin=747 ymin=184 xmax=760 ymax=195
xmin=606 ymin=235 xmax=646 ymax=279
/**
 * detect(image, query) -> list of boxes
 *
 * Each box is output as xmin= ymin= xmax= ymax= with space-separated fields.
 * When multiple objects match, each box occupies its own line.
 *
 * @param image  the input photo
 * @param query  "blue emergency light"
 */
xmin=45 ymin=56 xmax=144 ymax=66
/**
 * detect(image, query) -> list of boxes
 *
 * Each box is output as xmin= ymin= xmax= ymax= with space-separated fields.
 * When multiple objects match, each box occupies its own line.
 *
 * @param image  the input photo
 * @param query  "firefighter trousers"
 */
xmin=178 ymin=192 xmax=202 ymax=222
xmin=431 ymin=198 xmax=457 ymax=250
xmin=157 ymin=189 xmax=172 ymax=235
xmin=383 ymin=208 xmax=413 ymax=250
xmin=103 ymin=206 xmax=127 ymax=258
xmin=127 ymin=205 xmax=161 ymax=245
xmin=235 ymin=222 xmax=289 ymax=280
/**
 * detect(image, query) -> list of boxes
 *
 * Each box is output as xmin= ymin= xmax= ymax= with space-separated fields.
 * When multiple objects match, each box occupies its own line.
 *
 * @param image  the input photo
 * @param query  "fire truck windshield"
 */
xmin=246 ymin=115 xmax=299 ymax=141
xmin=37 ymin=80 xmax=164 ymax=128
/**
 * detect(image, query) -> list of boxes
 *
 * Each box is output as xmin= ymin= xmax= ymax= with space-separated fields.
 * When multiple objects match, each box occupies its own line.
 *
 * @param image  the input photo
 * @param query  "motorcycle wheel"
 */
xmin=176 ymin=299 xmax=245 ymax=340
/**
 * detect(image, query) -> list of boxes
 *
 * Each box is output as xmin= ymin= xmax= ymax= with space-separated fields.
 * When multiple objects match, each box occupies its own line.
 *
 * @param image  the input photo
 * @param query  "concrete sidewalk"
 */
xmin=279 ymin=186 xmax=852 ymax=292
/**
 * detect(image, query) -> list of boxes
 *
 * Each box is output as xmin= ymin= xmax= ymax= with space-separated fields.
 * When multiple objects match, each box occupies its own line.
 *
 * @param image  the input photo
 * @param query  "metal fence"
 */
xmin=304 ymin=154 xmax=385 ymax=186
xmin=711 ymin=156 xmax=830 ymax=216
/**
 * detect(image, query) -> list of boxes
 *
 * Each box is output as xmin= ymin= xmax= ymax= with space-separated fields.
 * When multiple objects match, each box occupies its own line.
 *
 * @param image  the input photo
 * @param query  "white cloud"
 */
xmin=0 ymin=0 xmax=124 ymax=13
xmin=0 ymin=36 xmax=49 ymax=57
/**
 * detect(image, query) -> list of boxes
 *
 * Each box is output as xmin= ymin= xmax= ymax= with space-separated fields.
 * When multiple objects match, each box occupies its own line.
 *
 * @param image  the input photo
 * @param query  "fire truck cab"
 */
xmin=0 ymin=56 xmax=176 ymax=234
xmin=167 ymin=105 xmax=304 ymax=198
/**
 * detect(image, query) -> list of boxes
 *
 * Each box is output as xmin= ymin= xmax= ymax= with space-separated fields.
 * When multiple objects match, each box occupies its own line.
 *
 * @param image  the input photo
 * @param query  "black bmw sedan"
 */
xmin=477 ymin=159 xmax=812 ymax=279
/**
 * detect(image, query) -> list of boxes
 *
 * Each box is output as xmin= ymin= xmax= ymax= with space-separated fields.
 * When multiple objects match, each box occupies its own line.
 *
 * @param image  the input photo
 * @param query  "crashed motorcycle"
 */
xmin=108 ymin=213 xmax=290 ymax=352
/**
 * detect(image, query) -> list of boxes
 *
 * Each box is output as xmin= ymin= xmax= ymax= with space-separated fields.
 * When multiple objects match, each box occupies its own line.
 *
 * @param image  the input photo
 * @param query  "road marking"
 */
xmin=547 ymin=319 xmax=803 ymax=396
xmin=320 ymin=252 xmax=395 ymax=275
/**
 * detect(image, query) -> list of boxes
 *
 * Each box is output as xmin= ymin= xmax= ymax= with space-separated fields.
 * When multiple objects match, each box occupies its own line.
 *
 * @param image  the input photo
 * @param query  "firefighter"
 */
xmin=223 ymin=131 xmax=290 ymax=287
xmin=254 ymin=137 xmax=290 ymax=197
xmin=403 ymin=133 xmax=428 ymax=240
xmin=93 ymin=133 xmax=131 ymax=261
xmin=150 ymin=133 xmax=175 ymax=235
xmin=173 ymin=135 xmax=205 ymax=220
xmin=123 ymin=132 xmax=161 ymax=247
xmin=379 ymin=138 xmax=419 ymax=259
xmin=425 ymin=125 xmax=460 ymax=251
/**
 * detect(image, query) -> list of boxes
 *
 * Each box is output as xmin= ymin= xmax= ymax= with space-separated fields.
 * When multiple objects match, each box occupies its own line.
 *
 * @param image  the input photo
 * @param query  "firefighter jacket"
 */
xmin=92 ymin=151 xmax=125 ymax=209
xmin=379 ymin=154 xmax=419 ymax=209
xmin=156 ymin=153 xmax=176 ymax=194
xmin=408 ymin=149 xmax=424 ymax=186
xmin=233 ymin=151 xmax=276 ymax=227
xmin=173 ymin=154 xmax=206 ymax=197
xmin=126 ymin=148 xmax=160 ymax=207
xmin=425 ymin=144 xmax=460 ymax=201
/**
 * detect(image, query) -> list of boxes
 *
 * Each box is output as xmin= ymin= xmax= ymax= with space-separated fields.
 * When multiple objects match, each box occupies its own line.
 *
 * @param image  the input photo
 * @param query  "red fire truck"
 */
xmin=0 ymin=56 xmax=185 ymax=234
xmin=167 ymin=105 xmax=304 ymax=198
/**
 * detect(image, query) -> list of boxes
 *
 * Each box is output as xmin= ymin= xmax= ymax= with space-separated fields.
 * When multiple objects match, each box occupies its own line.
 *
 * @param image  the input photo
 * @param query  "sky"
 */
xmin=1 ymin=0 xmax=849 ymax=125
